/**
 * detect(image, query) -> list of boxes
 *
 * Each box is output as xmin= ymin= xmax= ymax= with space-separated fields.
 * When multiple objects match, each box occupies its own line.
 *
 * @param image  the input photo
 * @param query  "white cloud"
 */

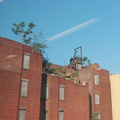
xmin=0 ymin=0 xmax=4 ymax=2
xmin=47 ymin=18 xmax=98 ymax=41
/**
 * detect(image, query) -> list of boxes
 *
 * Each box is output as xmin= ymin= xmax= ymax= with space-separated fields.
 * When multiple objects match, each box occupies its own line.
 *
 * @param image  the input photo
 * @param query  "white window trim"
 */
xmin=23 ymin=53 xmax=31 ymax=70
xmin=94 ymin=74 xmax=99 ymax=85
xmin=59 ymin=85 xmax=65 ymax=88
xmin=21 ymin=79 xmax=29 ymax=82
xmin=59 ymin=85 xmax=65 ymax=101
xmin=24 ymin=52 xmax=31 ymax=56
xmin=19 ymin=107 xmax=27 ymax=120
xmin=95 ymin=93 xmax=100 ymax=105
xmin=59 ymin=109 xmax=64 ymax=120
xmin=21 ymin=79 xmax=29 ymax=97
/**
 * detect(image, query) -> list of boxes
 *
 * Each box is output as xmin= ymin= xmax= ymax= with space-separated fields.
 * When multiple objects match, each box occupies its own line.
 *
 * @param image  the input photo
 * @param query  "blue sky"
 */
xmin=0 ymin=0 xmax=120 ymax=74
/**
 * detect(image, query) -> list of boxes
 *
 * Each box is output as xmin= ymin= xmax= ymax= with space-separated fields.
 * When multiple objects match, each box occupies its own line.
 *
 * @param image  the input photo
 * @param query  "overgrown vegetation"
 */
xmin=12 ymin=21 xmax=50 ymax=70
xmin=56 ymin=67 xmax=68 ymax=77
xmin=70 ymin=72 xmax=79 ymax=80
xmin=11 ymin=21 xmax=48 ymax=54
xmin=11 ymin=22 xmax=91 ymax=77
xmin=82 ymin=56 xmax=91 ymax=66
xmin=90 ymin=112 xmax=99 ymax=120
xmin=45 ymin=66 xmax=78 ymax=80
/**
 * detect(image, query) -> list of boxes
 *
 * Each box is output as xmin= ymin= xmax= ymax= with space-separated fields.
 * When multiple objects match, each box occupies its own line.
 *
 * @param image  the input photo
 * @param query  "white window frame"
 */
xmin=59 ymin=85 xmax=65 ymax=101
xmin=59 ymin=109 xmax=64 ymax=120
xmin=19 ymin=107 xmax=26 ymax=120
xmin=95 ymin=93 xmax=100 ymax=104
xmin=94 ymin=75 xmax=99 ymax=85
xmin=21 ymin=79 xmax=29 ymax=97
xmin=23 ymin=53 xmax=31 ymax=69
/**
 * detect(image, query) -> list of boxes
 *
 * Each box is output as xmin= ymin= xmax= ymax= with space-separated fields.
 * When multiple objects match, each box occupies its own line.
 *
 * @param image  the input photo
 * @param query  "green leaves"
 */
xmin=11 ymin=21 xmax=35 ymax=45
xmin=11 ymin=21 xmax=51 ymax=70
xmin=11 ymin=21 xmax=47 ymax=54
xmin=70 ymin=72 xmax=78 ymax=80
xmin=12 ymin=22 xmax=25 ymax=35
xmin=42 ymin=57 xmax=51 ymax=69
xmin=82 ymin=56 xmax=91 ymax=65
xmin=28 ymin=22 xmax=36 ymax=29
xmin=91 ymin=112 xmax=99 ymax=120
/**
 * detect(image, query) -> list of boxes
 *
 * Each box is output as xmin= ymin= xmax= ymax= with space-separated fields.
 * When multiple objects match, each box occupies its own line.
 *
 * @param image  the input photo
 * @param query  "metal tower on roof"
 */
xmin=70 ymin=46 xmax=82 ymax=70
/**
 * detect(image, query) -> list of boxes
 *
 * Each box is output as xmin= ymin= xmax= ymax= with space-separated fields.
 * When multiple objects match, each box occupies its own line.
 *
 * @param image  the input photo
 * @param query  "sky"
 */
xmin=0 ymin=0 xmax=120 ymax=74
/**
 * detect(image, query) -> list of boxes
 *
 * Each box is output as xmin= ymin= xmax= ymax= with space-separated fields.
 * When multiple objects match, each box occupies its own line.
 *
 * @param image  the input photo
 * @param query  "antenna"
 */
xmin=74 ymin=46 xmax=82 ymax=67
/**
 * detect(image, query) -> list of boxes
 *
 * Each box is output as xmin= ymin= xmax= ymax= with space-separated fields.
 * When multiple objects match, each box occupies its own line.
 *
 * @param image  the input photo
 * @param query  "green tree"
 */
xmin=82 ymin=56 xmax=91 ymax=66
xmin=11 ymin=21 xmax=47 ymax=54
xmin=12 ymin=21 xmax=50 ymax=70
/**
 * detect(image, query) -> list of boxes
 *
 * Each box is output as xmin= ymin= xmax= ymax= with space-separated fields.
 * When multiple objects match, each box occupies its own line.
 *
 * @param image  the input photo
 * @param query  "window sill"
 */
xmin=21 ymin=96 xmax=28 ymax=98
xmin=23 ymin=68 xmax=30 ymax=70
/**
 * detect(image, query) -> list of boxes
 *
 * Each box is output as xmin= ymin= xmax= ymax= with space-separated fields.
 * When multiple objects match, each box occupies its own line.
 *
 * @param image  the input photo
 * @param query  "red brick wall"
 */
xmin=0 ymin=37 xmax=23 ymax=73
xmin=19 ymin=44 xmax=42 ymax=120
xmin=99 ymin=69 xmax=112 ymax=120
xmin=0 ymin=37 xmax=23 ymax=120
xmin=78 ymin=64 xmax=112 ymax=120
xmin=0 ymin=37 xmax=42 ymax=120
xmin=0 ymin=70 xmax=21 ymax=120
xmin=41 ymin=74 xmax=89 ymax=120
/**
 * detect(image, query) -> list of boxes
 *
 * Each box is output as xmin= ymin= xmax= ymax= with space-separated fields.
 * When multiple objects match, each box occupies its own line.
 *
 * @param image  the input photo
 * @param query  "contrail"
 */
xmin=47 ymin=18 xmax=98 ymax=41
xmin=0 ymin=0 xmax=4 ymax=2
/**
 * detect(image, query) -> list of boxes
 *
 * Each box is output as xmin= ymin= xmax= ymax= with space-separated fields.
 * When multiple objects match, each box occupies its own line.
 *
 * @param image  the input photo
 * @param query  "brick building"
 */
xmin=0 ymin=37 xmax=42 ymax=120
xmin=0 ymin=37 xmax=112 ymax=120
xmin=77 ymin=64 xmax=112 ymax=120
xmin=41 ymin=74 xmax=89 ymax=120
xmin=50 ymin=63 xmax=112 ymax=120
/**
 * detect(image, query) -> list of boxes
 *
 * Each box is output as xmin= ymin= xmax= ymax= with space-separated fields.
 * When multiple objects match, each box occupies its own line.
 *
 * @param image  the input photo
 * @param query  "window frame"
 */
xmin=59 ymin=85 xmax=65 ymax=101
xmin=94 ymin=74 xmax=99 ymax=85
xmin=21 ymin=79 xmax=29 ymax=97
xmin=19 ymin=107 xmax=27 ymax=120
xmin=59 ymin=109 xmax=64 ymax=120
xmin=95 ymin=93 xmax=100 ymax=105
xmin=23 ymin=53 xmax=31 ymax=70
xmin=42 ymin=84 xmax=49 ymax=100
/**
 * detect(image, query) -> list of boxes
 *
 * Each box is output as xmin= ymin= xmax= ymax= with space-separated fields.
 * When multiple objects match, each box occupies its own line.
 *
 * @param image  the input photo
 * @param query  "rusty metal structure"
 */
xmin=70 ymin=47 xmax=82 ymax=70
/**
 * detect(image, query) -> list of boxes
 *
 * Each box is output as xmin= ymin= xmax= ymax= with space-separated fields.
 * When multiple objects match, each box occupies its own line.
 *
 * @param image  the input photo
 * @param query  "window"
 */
xmin=42 ymin=85 xmax=49 ymax=100
xmin=21 ymin=79 xmax=29 ymax=97
xmin=23 ymin=53 xmax=30 ymax=69
xmin=59 ymin=85 xmax=65 ymax=100
xmin=95 ymin=93 xmax=100 ymax=104
xmin=94 ymin=75 xmax=99 ymax=85
xmin=59 ymin=110 xmax=64 ymax=120
xmin=46 ymin=85 xmax=49 ymax=99
xmin=19 ymin=108 xmax=26 ymax=120
xmin=42 ymin=110 xmax=47 ymax=120
xmin=96 ymin=113 xmax=100 ymax=120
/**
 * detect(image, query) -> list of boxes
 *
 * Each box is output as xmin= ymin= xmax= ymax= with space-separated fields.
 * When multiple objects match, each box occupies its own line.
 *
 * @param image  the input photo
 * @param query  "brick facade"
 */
xmin=0 ymin=37 xmax=112 ymax=120
xmin=77 ymin=64 xmax=112 ymax=120
xmin=0 ymin=37 xmax=42 ymax=120
xmin=41 ymin=74 xmax=89 ymax=120
xmin=50 ymin=63 xmax=112 ymax=120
